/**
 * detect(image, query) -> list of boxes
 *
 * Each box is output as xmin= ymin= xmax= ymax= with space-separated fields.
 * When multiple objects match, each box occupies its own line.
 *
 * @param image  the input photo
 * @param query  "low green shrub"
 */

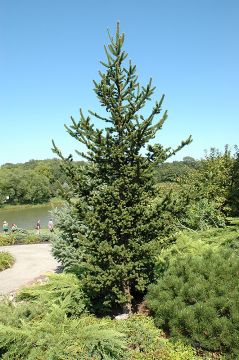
xmin=147 ymin=249 xmax=239 ymax=358
xmin=0 ymin=231 xmax=56 ymax=246
xmin=0 ymin=252 xmax=14 ymax=271
xmin=0 ymin=234 xmax=15 ymax=246
xmin=0 ymin=273 xmax=208 ymax=359
xmin=154 ymin=224 xmax=239 ymax=277
xmin=0 ymin=307 xmax=126 ymax=359
xmin=17 ymin=273 xmax=89 ymax=317
xmin=0 ymin=273 xmax=126 ymax=359
xmin=114 ymin=315 xmax=202 ymax=360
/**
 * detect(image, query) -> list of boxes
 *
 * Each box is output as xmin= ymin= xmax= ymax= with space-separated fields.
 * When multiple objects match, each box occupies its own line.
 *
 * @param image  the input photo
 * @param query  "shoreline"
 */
xmin=0 ymin=198 xmax=64 ymax=212
xmin=0 ymin=204 xmax=50 ymax=211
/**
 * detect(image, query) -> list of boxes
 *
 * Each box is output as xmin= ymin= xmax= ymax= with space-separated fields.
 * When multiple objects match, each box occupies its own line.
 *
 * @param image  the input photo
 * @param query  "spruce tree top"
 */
xmin=53 ymin=23 xmax=192 ymax=169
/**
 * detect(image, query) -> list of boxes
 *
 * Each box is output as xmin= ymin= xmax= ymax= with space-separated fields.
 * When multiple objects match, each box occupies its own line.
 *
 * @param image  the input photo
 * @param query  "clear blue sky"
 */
xmin=1 ymin=0 xmax=238 ymax=165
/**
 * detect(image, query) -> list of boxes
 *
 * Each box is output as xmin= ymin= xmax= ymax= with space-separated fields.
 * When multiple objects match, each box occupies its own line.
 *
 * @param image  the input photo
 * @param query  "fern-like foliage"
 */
xmin=0 ymin=308 xmax=126 ymax=359
xmin=0 ymin=274 xmax=125 ymax=359
xmin=0 ymin=273 xmax=213 ymax=359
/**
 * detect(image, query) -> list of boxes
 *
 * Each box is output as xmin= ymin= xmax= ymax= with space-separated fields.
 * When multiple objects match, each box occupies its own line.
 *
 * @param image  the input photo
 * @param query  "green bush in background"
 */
xmin=182 ymin=198 xmax=226 ymax=230
xmin=0 ymin=231 xmax=56 ymax=246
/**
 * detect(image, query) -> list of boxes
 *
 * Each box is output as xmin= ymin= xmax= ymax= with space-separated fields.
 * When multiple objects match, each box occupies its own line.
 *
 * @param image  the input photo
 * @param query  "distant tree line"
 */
xmin=1 ymin=149 xmax=239 ymax=215
xmin=0 ymin=159 xmax=83 ymax=205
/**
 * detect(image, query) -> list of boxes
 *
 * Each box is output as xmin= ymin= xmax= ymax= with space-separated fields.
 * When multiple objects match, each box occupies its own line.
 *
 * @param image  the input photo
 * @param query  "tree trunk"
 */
xmin=123 ymin=281 xmax=132 ymax=314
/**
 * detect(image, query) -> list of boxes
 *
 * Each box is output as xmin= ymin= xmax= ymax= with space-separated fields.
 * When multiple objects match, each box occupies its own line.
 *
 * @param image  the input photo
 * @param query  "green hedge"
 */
xmin=147 ymin=249 xmax=239 ymax=358
xmin=0 ymin=252 xmax=14 ymax=271
xmin=0 ymin=231 xmax=56 ymax=246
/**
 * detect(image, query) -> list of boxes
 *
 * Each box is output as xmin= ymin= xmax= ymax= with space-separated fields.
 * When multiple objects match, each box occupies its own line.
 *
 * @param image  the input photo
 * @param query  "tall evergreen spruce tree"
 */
xmin=52 ymin=24 xmax=191 ymax=314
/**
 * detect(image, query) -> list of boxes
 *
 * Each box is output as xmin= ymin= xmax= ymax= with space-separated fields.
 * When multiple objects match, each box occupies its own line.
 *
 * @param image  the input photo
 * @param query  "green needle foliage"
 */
xmin=0 ymin=306 xmax=126 ymax=360
xmin=0 ymin=274 xmax=125 ymax=359
xmin=0 ymin=274 xmax=211 ymax=359
xmin=147 ymin=249 xmax=239 ymax=357
xmin=52 ymin=23 xmax=191 ymax=314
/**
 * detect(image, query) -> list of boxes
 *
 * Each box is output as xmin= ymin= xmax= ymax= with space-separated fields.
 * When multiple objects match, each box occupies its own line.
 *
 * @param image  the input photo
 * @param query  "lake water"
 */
xmin=0 ymin=205 xmax=55 ymax=230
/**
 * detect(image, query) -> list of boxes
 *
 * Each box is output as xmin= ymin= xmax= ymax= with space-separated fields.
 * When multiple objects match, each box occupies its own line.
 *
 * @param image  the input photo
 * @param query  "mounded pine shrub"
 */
xmin=147 ymin=249 xmax=239 ymax=357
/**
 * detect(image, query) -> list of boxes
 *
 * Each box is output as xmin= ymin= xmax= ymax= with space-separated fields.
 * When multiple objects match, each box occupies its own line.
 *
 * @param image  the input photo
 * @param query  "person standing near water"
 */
xmin=36 ymin=219 xmax=40 ymax=235
xmin=48 ymin=219 xmax=54 ymax=232
xmin=11 ymin=223 xmax=17 ymax=232
xmin=3 ymin=221 xmax=8 ymax=233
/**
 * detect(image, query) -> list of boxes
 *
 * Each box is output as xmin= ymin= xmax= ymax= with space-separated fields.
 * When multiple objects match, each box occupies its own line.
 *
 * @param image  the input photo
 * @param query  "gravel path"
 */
xmin=0 ymin=243 xmax=60 ymax=295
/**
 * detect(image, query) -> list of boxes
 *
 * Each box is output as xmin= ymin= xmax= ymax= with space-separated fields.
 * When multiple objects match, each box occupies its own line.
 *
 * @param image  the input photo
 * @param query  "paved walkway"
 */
xmin=0 ymin=243 xmax=60 ymax=295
